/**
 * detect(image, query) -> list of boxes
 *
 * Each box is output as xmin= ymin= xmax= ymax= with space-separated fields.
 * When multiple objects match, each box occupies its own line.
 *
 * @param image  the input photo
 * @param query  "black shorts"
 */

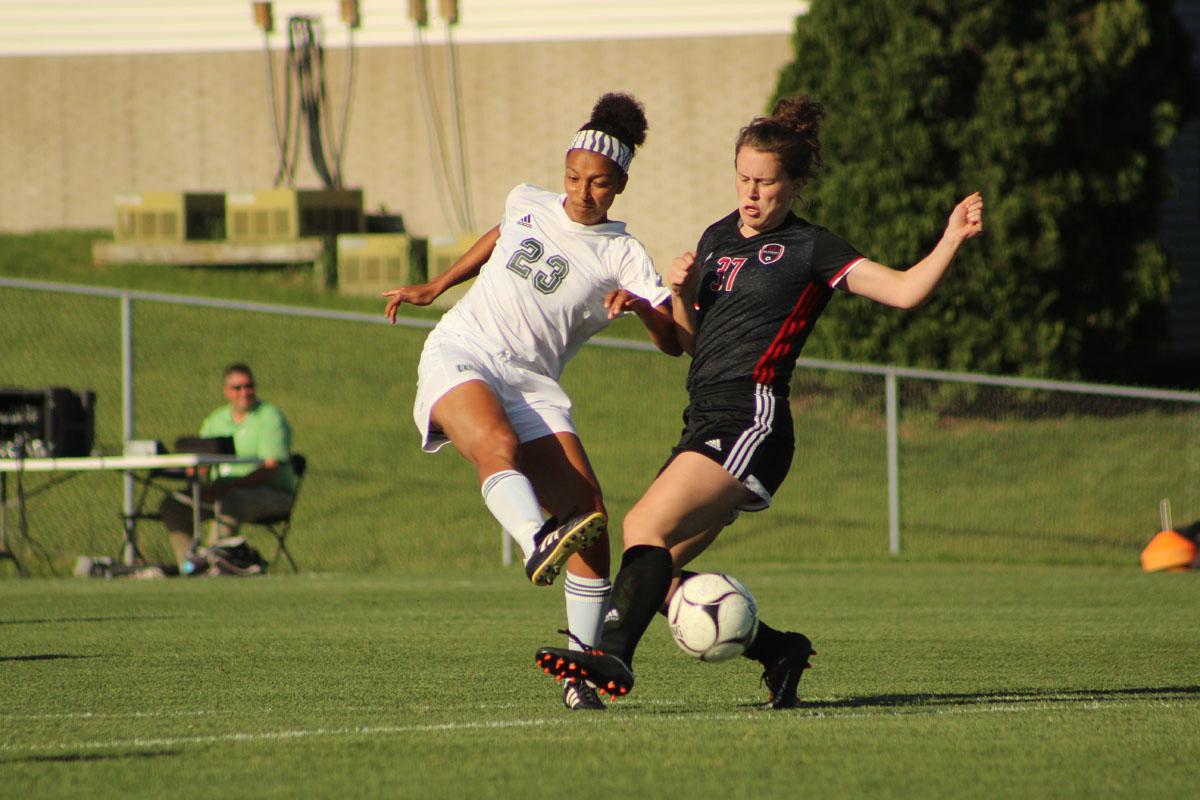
xmin=663 ymin=385 xmax=794 ymax=511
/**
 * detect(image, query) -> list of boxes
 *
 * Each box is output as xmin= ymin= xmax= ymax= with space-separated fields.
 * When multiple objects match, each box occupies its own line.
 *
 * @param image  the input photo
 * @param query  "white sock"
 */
xmin=564 ymin=573 xmax=611 ymax=651
xmin=481 ymin=469 xmax=545 ymax=560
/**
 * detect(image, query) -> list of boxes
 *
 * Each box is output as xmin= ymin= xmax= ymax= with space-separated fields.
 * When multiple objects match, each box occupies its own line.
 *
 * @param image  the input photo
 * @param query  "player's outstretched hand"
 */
xmin=945 ymin=192 xmax=984 ymax=244
xmin=383 ymin=283 xmax=440 ymax=322
xmin=668 ymin=251 xmax=699 ymax=299
xmin=604 ymin=288 xmax=649 ymax=320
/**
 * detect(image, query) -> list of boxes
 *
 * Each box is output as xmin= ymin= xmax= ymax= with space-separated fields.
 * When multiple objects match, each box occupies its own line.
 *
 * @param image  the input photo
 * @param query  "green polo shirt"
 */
xmin=200 ymin=401 xmax=296 ymax=494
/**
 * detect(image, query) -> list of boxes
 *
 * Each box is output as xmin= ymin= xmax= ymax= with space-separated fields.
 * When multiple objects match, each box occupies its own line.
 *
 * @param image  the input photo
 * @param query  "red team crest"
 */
xmin=758 ymin=243 xmax=785 ymax=264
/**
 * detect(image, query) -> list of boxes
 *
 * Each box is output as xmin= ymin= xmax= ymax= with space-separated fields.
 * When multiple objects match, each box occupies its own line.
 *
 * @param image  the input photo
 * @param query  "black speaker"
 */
xmin=0 ymin=387 xmax=96 ymax=458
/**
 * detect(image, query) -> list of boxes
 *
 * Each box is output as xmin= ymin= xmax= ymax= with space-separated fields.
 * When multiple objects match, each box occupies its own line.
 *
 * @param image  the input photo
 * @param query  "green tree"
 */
xmin=778 ymin=0 xmax=1197 ymax=381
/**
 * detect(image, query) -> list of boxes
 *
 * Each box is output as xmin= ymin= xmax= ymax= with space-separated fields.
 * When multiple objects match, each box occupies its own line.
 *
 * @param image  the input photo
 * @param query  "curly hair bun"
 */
xmin=769 ymin=95 xmax=824 ymax=147
xmin=735 ymin=94 xmax=825 ymax=180
xmin=584 ymin=92 xmax=648 ymax=152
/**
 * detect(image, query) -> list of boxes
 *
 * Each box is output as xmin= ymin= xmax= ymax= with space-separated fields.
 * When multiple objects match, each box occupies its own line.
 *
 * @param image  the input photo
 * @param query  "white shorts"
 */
xmin=413 ymin=330 xmax=576 ymax=453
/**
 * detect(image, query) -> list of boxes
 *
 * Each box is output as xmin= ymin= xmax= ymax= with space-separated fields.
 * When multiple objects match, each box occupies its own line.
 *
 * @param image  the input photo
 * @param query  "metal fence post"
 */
xmin=121 ymin=292 xmax=136 ymax=564
xmin=886 ymin=369 xmax=901 ymax=554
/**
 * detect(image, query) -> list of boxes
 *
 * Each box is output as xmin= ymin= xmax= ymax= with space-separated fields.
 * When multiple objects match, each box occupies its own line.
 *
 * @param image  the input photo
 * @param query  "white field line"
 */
xmin=0 ymin=689 xmax=1191 ymax=721
xmin=0 ymin=698 xmax=1193 ymax=755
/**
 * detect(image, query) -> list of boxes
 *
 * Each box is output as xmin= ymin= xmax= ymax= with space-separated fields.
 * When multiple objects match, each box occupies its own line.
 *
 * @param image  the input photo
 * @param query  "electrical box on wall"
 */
xmin=336 ymin=234 xmax=427 ymax=297
xmin=226 ymin=188 xmax=364 ymax=242
xmin=426 ymin=233 xmax=481 ymax=309
xmin=113 ymin=192 xmax=225 ymax=243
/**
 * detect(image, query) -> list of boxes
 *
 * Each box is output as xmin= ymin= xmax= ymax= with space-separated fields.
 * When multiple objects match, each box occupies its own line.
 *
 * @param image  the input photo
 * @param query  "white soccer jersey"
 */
xmin=433 ymin=183 xmax=669 ymax=380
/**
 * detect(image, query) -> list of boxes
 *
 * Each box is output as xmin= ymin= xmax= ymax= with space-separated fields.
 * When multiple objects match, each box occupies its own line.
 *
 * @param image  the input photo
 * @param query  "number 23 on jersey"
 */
xmin=505 ymin=237 xmax=570 ymax=294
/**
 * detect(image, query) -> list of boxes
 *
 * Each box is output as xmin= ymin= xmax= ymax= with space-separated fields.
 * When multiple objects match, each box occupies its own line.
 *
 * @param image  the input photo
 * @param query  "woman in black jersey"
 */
xmin=537 ymin=95 xmax=983 ymax=707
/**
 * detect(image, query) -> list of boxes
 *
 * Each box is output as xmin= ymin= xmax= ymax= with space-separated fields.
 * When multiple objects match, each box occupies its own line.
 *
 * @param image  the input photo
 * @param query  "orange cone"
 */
xmin=1140 ymin=530 xmax=1197 ymax=572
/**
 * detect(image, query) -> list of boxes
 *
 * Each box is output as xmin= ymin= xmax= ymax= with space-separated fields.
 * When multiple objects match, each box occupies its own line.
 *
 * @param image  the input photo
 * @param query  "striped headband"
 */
xmin=568 ymin=129 xmax=633 ymax=172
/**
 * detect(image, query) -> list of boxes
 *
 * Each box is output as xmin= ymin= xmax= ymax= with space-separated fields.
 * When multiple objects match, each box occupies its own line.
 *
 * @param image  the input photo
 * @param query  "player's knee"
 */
xmin=621 ymin=505 xmax=670 ymax=549
xmin=469 ymin=428 xmax=520 ymax=472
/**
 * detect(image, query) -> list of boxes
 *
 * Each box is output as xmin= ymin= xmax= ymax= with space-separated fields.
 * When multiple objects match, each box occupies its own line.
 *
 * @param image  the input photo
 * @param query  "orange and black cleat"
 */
xmin=535 ymin=646 xmax=634 ymax=701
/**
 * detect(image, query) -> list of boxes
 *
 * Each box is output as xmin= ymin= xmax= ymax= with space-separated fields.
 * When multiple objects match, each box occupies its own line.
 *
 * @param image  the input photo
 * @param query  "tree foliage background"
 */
xmin=778 ymin=0 xmax=1197 ymax=381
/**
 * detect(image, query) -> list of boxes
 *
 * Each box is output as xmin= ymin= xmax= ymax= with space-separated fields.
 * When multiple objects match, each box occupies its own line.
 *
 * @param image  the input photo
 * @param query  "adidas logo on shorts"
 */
xmin=517 ymin=214 xmax=533 ymax=228
xmin=705 ymin=438 xmax=722 ymax=452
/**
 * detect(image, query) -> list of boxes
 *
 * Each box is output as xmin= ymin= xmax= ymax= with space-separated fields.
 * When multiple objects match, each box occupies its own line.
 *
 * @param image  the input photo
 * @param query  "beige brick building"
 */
xmin=0 ymin=1 xmax=807 ymax=271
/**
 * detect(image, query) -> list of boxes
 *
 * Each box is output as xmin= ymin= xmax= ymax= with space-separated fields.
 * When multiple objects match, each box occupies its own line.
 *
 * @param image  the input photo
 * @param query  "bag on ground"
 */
xmin=184 ymin=537 xmax=268 ymax=576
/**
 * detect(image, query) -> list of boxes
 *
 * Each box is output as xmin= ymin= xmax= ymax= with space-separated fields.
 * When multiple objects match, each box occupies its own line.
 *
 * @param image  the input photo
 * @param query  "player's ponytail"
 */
xmin=568 ymin=92 xmax=648 ymax=173
xmin=736 ymin=94 xmax=825 ymax=181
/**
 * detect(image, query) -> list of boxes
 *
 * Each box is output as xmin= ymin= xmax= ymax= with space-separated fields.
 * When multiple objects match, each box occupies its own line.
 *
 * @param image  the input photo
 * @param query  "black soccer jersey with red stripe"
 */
xmin=686 ymin=210 xmax=862 ymax=397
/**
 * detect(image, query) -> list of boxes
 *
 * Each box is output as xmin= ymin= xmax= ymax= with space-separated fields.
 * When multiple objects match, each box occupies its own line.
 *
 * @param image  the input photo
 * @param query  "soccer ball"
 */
xmin=667 ymin=572 xmax=759 ymax=662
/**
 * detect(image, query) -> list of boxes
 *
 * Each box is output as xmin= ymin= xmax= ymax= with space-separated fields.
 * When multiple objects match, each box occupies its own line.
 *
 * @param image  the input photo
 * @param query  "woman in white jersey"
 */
xmin=384 ymin=94 xmax=679 ymax=710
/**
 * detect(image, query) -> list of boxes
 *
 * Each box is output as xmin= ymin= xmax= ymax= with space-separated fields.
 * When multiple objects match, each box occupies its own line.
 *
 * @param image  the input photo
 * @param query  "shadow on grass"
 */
xmin=797 ymin=685 xmax=1200 ymax=711
xmin=1 ymin=749 xmax=182 ymax=765
xmin=0 ymin=616 xmax=182 ymax=626
xmin=0 ymin=654 xmax=100 ymax=662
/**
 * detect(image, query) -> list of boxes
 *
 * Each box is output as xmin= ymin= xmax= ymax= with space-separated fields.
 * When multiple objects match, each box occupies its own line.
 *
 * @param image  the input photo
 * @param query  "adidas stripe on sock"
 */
xmin=564 ymin=573 xmax=611 ymax=651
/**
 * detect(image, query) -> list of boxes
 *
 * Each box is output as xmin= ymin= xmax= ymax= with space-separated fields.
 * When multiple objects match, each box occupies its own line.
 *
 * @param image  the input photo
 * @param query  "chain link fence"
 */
xmin=3 ymin=278 xmax=1198 ymax=576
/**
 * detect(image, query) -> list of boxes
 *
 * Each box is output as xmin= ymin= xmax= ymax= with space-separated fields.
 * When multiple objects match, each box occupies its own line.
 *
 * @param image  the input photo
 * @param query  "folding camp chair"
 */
xmin=244 ymin=453 xmax=306 ymax=572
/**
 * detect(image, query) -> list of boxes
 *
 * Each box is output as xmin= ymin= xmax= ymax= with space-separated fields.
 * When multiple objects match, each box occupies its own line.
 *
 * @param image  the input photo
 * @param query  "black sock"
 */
xmin=742 ymin=620 xmax=787 ymax=664
xmin=599 ymin=545 xmax=673 ymax=664
xmin=657 ymin=569 xmax=699 ymax=616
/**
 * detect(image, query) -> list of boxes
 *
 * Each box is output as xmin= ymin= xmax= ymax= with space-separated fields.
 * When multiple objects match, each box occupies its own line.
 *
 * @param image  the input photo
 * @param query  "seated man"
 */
xmin=158 ymin=363 xmax=296 ymax=566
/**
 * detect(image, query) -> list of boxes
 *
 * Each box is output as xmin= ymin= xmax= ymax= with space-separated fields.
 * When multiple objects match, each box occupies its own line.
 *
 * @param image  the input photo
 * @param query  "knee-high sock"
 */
xmin=598 ymin=545 xmax=673 ymax=664
xmin=480 ymin=470 xmax=544 ymax=560
xmin=564 ymin=573 xmax=611 ymax=651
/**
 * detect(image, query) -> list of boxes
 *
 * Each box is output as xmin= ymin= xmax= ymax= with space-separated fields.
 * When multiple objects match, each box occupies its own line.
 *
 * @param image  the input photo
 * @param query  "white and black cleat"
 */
xmin=524 ymin=511 xmax=605 ymax=587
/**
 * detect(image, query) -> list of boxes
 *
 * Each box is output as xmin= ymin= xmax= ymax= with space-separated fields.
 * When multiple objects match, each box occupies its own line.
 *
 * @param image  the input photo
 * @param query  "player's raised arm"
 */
xmin=843 ymin=193 xmax=984 ymax=309
xmin=383 ymin=226 xmax=501 ymax=322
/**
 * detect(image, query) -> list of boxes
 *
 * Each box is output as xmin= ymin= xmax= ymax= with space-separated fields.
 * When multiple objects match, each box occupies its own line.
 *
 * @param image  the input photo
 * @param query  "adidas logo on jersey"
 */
xmin=517 ymin=214 xmax=534 ymax=228
xmin=705 ymin=438 xmax=722 ymax=452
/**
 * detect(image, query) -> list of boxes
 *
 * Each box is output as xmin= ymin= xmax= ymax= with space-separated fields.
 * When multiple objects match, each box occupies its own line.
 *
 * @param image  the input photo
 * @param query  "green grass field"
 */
xmin=4 ymin=231 xmax=1200 ymax=798
xmin=3 ymin=564 xmax=1198 ymax=798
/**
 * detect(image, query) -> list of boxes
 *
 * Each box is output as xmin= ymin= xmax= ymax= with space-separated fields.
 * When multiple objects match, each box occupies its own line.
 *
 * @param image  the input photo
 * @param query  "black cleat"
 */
xmin=563 ymin=679 xmax=607 ymax=711
xmin=535 ymin=646 xmax=634 ymax=699
xmin=760 ymin=632 xmax=815 ymax=709
xmin=524 ymin=511 xmax=605 ymax=587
